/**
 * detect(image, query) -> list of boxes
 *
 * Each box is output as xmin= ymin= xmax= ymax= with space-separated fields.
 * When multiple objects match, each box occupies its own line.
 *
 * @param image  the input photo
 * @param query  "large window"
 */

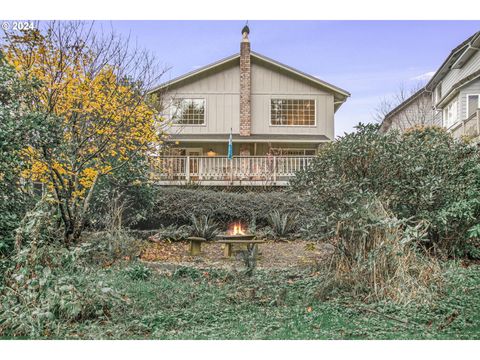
xmin=467 ymin=94 xmax=480 ymax=118
xmin=172 ymin=99 xmax=206 ymax=125
xmin=270 ymin=99 xmax=315 ymax=126
xmin=443 ymin=100 xmax=458 ymax=128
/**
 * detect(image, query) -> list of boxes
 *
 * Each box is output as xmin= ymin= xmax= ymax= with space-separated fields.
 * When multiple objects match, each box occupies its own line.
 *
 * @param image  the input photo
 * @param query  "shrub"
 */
xmin=267 ymin=210 xmax=299 ymax=239
xmin=150 ymin=224 xmax=191 ymax=242
xmin=314 ymin=196 xmax=442 ymax=303
xmin=123 ymin=263 xmax=152 ymax=281
xmin=292 ymin=124 xmax=480 ymax=256
xmin=141 ymin=187 xmax=311 ymax=232
xmin=79 ymin=230 xmax=143 ymax=266
xmin=188 ymin=215 xmax=219 ymax=240
xmin=0 ymin=238 xmax=126 ymax=337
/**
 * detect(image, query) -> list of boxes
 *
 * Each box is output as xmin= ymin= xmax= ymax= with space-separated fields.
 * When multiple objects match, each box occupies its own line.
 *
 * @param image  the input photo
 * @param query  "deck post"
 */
xmin=185 ymin=156 xmax=190 ymax=182
xmin=477 ymin=110 xmax=480 ymax=137
xmin=273 ymin=156 xmax=277 ymax=183
xmin=230 ymin=157 xmax=234 ymax=184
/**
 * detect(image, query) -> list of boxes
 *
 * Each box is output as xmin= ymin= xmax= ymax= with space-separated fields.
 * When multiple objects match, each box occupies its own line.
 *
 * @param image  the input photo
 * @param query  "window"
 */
xmin=467 ymin=94 xmax=480 ymax=118
xmin=270 ymin=99 xmax=315 ymax=126
xmin=172 ymin=99 xmax=205 ymax=125
xmin=443 ymin=100 xmax=458 ymax=128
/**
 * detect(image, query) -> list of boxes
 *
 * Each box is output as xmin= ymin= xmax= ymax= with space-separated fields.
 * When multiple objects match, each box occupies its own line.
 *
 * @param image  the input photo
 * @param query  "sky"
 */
xmin=96 ymin=20 xmax=480 ymax=137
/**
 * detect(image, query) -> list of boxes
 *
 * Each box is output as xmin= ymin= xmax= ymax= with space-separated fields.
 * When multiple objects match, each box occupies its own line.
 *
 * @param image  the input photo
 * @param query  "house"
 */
xmin=149 ymin=26 xmax=350 ymax=186
xmin=380 ymin=30 xmax=480 ymax=140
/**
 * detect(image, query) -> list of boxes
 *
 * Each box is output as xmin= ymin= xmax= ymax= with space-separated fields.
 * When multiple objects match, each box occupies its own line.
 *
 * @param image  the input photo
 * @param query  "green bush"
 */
xmin=142 ymin=187 xmax=311 ymax=232
xmin=151 ymin=224 xmax=191 ymax=242
xmin=123 ymin=263 xmax=152 ymax=281
xmin=0 ymin=240 xmax=126 ymax=338
xmin=79 ymin=230 xmax=143 ymax=266
xmin=292 ymin=123 xmax=480 ymax=256
xmin=267 ymin=210 xmax=300 ymax=239
xmin=0 ymin=54 xmax=42 ymax=256
xmin=188 ymin=215 xmax=219 ymax=240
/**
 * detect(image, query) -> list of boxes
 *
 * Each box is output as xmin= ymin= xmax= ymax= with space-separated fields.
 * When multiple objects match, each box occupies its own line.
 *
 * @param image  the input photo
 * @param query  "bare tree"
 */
xmin=375 ymin=82 xmax=434 ymax=132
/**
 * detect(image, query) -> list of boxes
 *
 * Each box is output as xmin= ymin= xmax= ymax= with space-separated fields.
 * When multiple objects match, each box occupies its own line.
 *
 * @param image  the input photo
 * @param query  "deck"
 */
xmin=152 ymin=155 xmax=314 ymax=186
xmin=450 ymin=110 xmax=480 ymax=142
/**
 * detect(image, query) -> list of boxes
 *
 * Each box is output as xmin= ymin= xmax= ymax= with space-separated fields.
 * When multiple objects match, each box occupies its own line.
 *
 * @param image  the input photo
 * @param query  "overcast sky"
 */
xmin=97 ymin=20 xmax=480 ymax=137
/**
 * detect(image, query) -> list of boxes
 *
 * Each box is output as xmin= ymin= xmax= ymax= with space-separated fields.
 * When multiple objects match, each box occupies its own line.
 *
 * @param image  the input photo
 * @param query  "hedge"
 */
xmin=136 ymin=186 xmax=312 ymax=231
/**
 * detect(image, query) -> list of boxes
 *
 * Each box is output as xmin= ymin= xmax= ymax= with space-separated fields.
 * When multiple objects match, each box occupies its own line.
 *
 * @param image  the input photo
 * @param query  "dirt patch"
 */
xmin=140 ymin=240 xmax=334 ymax=270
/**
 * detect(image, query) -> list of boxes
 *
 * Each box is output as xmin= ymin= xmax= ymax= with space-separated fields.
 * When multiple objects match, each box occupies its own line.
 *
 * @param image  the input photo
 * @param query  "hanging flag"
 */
xmin=227 ymin=129 xmax=233 ymax=160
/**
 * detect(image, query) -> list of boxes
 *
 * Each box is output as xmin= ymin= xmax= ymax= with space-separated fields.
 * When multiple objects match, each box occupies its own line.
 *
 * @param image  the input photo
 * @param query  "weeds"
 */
xmin=188 ymin=215 xmax=219 ymax=240
xmin=316 ymin=198 xmax=443 ymax=303
xmin=267 ymin=210 xmax=299 ymax=239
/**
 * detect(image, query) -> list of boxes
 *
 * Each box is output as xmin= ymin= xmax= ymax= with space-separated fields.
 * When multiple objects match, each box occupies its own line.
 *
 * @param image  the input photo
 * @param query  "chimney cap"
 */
xmin=241 ymin=24 xmax=250 ymax=36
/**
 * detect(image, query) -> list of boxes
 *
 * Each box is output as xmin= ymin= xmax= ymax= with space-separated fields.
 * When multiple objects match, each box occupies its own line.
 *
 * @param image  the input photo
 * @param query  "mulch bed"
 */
xmin=140 ymin=239 xmax=335 ymax=270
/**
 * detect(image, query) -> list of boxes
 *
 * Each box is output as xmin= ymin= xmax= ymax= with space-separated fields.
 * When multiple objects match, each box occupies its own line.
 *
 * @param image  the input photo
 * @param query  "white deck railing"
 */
xmin=450 ymin=110 xmax=480 ymax=140
xmin=152 ymin=155 xmax=314 ymax=185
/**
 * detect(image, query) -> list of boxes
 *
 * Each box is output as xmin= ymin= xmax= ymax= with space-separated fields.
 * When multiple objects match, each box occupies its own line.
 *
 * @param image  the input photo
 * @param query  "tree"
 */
xmin=2 ymin=22 xmax=168 ymax=244
xmin=374 ymin=82 xmax=434 ymax=131
xmin=0 ymin=52 xmax=42 ymax=254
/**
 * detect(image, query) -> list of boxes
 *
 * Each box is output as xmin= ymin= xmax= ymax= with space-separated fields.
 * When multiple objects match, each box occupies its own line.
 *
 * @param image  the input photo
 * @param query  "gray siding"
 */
xmin=459 ymin=78 xmax=480 ymax=119
xmin=162 ymin=60 xmax=335 ymax=140
xmin=441 ymin=50 xmax=480 ymax=97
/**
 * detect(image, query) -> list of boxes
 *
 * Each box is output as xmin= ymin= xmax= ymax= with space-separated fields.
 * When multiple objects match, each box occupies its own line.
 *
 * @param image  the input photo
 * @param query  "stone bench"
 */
xmin=216 ymin=239 xmax=265 ymax=257
xmin=187 ymin=236 xmax=207 ymax=256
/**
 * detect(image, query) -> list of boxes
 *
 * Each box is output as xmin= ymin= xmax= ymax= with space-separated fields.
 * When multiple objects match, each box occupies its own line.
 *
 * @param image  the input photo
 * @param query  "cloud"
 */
xmin=410 ymin=71 xmax=435 ymax=81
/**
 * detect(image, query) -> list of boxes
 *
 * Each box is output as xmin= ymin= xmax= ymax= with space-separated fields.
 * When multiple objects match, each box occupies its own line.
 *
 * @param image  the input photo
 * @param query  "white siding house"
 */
xmin=380 ymin=30 xmax=480 ymax=140
xmin=149 ymin=27 xmax=350 ymax=186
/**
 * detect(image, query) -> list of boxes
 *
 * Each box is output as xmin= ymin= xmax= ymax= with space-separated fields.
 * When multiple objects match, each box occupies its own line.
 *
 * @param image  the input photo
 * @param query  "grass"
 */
xmin=39 ymin=262 xmax=480 ymax=340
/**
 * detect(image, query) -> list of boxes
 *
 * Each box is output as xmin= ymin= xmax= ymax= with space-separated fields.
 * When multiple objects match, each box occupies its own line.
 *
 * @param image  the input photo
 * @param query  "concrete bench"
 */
xmin=187 ymin=236 xmax=207 ymax=256
xmin=216 ymin=239 xmax=265 ymax=257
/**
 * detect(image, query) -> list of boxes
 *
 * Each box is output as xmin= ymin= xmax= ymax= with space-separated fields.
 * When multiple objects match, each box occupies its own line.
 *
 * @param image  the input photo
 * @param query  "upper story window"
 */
xmin=270 ymin=99 xmax=315 ymax=126
xmin=172 ymin=98 xmax=206 ymax=125
xmin=443 ymin=100 xmax=458 ymax=128
xmin=467 ymin=94 xmax=480 ymax=118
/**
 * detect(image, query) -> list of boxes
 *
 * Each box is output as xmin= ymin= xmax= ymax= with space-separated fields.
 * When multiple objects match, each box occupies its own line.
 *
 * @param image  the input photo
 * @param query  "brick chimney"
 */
xmin=239 ymin=25 xmax=251 ymax=137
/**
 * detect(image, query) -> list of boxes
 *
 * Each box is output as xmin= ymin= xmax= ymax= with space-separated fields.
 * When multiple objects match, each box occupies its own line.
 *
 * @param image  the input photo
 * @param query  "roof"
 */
xmin=149 ymin=51 xmax=350 ymax=106
xmin=166 ymin=133 xmax=331 ymax=143
xmin=379 ymin=88 xmax=429 ymax=132
xmin=380 ymin=30 xmax=480 ymax=131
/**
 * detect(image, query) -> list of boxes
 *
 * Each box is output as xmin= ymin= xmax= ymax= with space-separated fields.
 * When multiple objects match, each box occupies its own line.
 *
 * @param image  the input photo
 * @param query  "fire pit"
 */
xmin=217 ymin=221 xmax=264 ymax=257
xmin=217 ymin=221 xmax=255 ymax=241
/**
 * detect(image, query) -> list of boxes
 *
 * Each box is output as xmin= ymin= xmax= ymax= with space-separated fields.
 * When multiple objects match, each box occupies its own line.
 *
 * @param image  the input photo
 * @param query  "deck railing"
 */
xmin=450 ymin=110 xmax=480 ymax=140
xmin=152 ymin=155 xmax=314 ymax=185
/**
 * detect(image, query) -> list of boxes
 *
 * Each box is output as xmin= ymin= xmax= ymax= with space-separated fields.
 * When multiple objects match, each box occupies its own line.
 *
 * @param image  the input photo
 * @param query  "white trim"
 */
xmin=269 ymin=98 xmax=317 ymax=127
xmin=466 ymin=94 xmax=480 ymax=118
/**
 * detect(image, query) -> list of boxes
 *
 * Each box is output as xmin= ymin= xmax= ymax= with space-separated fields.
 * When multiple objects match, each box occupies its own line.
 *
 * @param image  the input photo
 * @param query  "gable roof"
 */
xmin=149 ymin=51 xmax=350 ymax=109
xmin=381 ymin=30 xmax=480 ymax=131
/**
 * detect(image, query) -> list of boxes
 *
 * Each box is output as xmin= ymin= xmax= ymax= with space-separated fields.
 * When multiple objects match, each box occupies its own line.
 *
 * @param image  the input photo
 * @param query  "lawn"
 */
xmin=47 ymin=262 xmax=480 ymax=340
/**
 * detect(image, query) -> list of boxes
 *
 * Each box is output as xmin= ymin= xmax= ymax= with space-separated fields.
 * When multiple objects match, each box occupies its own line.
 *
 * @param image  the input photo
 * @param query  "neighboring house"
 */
xmin=149 ymin=26 xmax=350 ymax=186
xmin=380 ymin=30 xmax=480 ymax=140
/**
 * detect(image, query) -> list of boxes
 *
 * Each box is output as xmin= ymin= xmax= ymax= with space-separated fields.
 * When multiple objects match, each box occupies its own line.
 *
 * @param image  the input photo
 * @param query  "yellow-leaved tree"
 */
xmin=3 ymin=22 xmax=167 ymax=244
